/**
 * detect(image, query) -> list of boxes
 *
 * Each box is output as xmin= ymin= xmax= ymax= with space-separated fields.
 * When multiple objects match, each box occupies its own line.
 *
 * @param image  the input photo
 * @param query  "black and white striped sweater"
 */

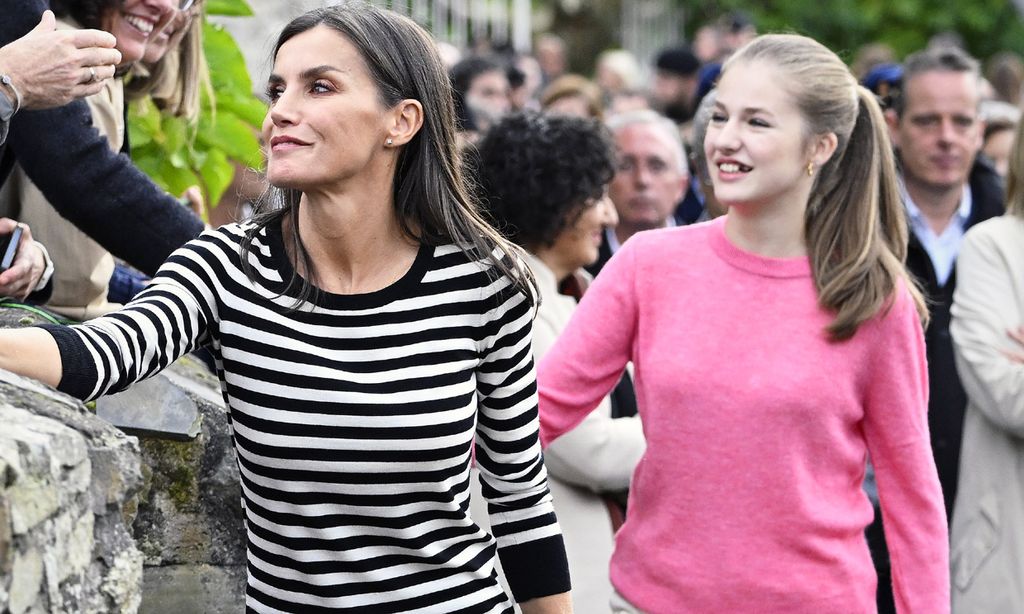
xmin=45 ymin=220 xmax=570 ymax=613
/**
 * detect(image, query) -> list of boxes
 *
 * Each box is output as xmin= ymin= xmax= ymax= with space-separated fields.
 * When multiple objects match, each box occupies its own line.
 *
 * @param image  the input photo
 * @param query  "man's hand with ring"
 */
xmin=0 ymin=10 xmax=121 ymax=110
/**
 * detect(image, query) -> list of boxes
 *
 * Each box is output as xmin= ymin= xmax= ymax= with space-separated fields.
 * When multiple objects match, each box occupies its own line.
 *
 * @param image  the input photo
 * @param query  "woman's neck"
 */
xmin=532 ymin=246 xmax=574 ymax=285
xmin=289 ymin=189 xmax=419 ymax=295
xmin=724 ymin=200 xmax=807 ymax=258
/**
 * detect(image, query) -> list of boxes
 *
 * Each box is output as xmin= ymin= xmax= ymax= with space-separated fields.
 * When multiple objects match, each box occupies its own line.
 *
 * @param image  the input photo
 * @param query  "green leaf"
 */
xmin=196 ymin=112 xmax=262 ymax=167
xmin=157 ymin=158 xmax=201 ymax=197
xmin=199 ymin=148 xmax=236 ymax=207
xmin=129 ymin=12 xmax=264 ymax=209
xmin=218 ymin=93 xmax=267 ymax=127
xmin=204 ymin=22 xmax=253 ymax=94
xmin=205 ymin=0 xmax=253 ymax=17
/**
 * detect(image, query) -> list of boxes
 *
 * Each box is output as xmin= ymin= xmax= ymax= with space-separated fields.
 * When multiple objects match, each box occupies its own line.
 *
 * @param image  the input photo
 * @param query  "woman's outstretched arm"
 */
xmin=0 ymin=326 xmax=61 ymax=387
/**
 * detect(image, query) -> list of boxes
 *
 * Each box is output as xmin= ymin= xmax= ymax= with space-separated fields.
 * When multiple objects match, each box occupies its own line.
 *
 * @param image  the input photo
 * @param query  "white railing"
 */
xmin=371 ymin=0 xmax=533 ymax=53
xmin=621 ymin=0 xmax=684 ymax=72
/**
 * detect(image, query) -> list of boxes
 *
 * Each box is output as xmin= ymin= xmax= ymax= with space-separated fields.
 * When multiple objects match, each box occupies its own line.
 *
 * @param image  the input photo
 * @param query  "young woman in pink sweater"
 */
xmin=538 ymin=34 xmax=949 ymax=613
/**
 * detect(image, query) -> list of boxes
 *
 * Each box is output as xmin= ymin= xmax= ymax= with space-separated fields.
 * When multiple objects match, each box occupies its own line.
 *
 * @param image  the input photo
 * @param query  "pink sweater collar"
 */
xmin=708 ymin=217 xmax=812 ymax=279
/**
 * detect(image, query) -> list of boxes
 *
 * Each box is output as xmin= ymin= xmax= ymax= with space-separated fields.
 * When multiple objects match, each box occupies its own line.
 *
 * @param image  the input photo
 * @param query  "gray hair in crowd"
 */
xmin=605 ymin=109 xmax=688 ymax=174
xmin=689 ymin=90 xmax=717 ymax=186
xmin=895 ymin=46 xmax=982 ymax=117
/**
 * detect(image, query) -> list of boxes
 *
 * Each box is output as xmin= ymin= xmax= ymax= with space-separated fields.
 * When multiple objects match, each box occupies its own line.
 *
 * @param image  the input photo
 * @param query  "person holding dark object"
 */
xmin=0 ymin=4 xmax=571 ymax=612
xmin=0 ymin=0 xmax=205 ymax=284
xmin=0 ymin=9 xmax=121 ymax=300
xmin=472 ymin=111 xmax=642 ymax=612
xmin=0 ymin=218 xmax=52 ymax=301
xmin=539 ymin=34 xmax=947 ymax=613
xmin=2 ymin=0 xmax=205 ymax=320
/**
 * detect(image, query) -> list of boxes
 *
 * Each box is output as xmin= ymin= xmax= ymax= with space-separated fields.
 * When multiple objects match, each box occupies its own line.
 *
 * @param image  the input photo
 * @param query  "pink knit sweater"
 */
xmin=538 ymin=218 xmax=949 ymax=613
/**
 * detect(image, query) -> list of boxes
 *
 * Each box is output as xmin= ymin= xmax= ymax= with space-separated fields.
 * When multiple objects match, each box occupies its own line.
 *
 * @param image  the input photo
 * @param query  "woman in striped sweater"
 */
xmin=0 ymin=4 xmax=572 ymax=613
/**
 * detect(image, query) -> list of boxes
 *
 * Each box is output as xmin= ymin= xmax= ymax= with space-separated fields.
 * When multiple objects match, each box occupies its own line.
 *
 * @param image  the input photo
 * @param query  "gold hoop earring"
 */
xmin=806 ymin=162 xmax=814 ymax=176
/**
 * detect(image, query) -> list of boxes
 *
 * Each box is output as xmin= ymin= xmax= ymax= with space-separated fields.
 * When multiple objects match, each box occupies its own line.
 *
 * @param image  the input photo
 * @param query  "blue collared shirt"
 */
xmin=605 ymin=215 xmax=677 ymax=255
xmin=902 ymin=184 xmax=972 ymax=287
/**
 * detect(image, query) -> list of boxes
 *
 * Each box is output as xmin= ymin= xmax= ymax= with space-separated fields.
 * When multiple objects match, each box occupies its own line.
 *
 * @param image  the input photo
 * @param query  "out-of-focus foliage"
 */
xmin=680 ymin=0 xmax=1024 ymax=62
xmin=129 ymin=0 xmax=264 ymax=213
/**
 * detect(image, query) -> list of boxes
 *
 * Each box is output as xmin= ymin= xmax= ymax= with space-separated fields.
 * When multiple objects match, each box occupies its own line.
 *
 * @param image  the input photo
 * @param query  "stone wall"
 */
xmin=0 ymin=310 xmax=246 ymax=613
xmin=0 ymin=370 xmax=143 ymax=614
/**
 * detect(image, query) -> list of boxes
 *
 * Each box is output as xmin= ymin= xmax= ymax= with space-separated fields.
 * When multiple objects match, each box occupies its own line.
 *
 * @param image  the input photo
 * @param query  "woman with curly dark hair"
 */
xmin=472 ymin=111 xmax=641 ymax=612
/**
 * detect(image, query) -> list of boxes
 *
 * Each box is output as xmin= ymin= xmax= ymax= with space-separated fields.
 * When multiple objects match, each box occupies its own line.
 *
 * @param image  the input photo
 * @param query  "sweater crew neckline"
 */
xmin=708 ymin=217 xmax=812 ymax=279
xmin=265 ymin=217 xmax=433 ymax=310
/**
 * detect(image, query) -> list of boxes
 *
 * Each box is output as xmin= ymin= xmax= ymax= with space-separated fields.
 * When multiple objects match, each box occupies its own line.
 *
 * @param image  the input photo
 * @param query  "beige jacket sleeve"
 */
xmin=533 ymin=298 xmax=645 ymax=493
xmin=951 ymin=216 xmax=1024 ymax=438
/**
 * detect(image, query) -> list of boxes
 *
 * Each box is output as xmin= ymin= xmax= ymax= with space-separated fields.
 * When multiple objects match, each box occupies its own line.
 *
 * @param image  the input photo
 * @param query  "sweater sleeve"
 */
xmin=474 ymin=278 xmax=570 ymax=603
xmin=532 ymin=293 xmax=644 ymax=492
xmin=40 ymin=232 xmax=221 ymax=401
xmin=862 ymin=289 xmax=950 ymax=614
xmin=1 ymin=0 xmax=204 ymax=276
xmin=950 ymin=223 xmax=1024 ymax=437
xmin=537 ymin=239 xmax=639 ymax=446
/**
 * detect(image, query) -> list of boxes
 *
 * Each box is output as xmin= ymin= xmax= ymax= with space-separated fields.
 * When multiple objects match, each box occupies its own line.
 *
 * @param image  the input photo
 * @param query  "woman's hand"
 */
xmin=0 ymin=219 xmax=46 ymax=299
xmin=1003 ymin=326 xmax=1024 ymax=364
xmin=180 ymin=186 xmax=204 ymax=217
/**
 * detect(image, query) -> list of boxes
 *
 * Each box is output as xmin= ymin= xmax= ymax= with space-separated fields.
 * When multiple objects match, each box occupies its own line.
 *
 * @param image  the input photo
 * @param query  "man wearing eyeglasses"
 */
xmin=0 ymin=0 xmax=205 ymax=304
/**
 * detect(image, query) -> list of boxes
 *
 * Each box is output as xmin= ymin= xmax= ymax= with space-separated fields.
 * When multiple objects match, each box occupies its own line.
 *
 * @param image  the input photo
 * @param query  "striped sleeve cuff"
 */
xmin=497 ymin=533 xmax=571 ymax=603
xmin=38 ymin=324 xmax=98 ymax=400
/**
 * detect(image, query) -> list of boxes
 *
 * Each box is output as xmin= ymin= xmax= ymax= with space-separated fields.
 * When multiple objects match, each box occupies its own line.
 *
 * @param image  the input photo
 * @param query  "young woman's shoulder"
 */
xmin=618 ymin=218 xmax=722 ymax=263
xmin=858 ymin=278 xmax=925 ymax=343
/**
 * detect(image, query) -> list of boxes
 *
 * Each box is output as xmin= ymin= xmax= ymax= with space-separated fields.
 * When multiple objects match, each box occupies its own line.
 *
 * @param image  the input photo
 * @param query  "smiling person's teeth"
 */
xmin=721 ymin=163 xmax=740 ymax=173
xmin=125 ymin=15 xmax=153 ymax=35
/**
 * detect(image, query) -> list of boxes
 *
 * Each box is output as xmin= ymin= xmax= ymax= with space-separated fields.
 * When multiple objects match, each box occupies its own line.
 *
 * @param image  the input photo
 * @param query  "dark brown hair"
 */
xmin=241 ymin=2 xmax=535 ymax=307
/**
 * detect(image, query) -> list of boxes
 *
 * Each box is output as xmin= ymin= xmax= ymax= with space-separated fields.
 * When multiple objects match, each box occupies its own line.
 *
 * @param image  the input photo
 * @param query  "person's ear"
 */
xmin=810 ymin=131 xmax=839 ymax=168
xmin=884 ymin=108 xmax=901 ymax=149
xmin=384 ymin=99 xmax=424 ymax=148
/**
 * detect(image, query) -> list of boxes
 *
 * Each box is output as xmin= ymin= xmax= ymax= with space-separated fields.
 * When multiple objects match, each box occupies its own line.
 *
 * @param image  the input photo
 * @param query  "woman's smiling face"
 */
xmin=262 ymin=26 xmax=393 ymax=192
xmin=102 ymin=0 xmax=177 ymax=66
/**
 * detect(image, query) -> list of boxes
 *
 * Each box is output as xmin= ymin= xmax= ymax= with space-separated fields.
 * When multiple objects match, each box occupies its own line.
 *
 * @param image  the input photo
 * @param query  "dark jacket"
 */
xmin=905 ymin=157 xmax=1004 ymax=517
xmin=0 ymin=0 xmax=204 ymax=276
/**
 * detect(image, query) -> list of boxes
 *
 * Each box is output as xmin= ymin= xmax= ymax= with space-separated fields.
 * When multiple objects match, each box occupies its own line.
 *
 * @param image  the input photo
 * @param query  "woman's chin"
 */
xmin=267 ymin=171 xmax=311 ymax=192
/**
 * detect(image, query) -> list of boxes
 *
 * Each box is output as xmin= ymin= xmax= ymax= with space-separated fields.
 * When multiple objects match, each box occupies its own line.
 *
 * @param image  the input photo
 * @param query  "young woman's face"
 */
xmin=102 ymin=0 xmax=177 ymax=66
xmin=704 ymin=60 xmax=817 ymax=213
xmin=262 ymin=26 xmax=392 ymax=192
xmin=548 ymin=190 xmax=618 ymax=272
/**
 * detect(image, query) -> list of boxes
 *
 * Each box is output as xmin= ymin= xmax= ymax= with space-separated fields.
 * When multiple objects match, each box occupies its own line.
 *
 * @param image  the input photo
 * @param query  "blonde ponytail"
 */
xmin=728 ymin=35 xmax=928 ymax=341
xmin=805 ymin=87 xmax=927 ymax=340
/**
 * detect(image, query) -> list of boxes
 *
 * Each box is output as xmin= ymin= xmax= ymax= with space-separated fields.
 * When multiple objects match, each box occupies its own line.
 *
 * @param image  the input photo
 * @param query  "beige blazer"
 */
xmin=950 ymin=214 xmax=1024 ymax=612
xmin=3 ymin=18 xmax=122 ymax=320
